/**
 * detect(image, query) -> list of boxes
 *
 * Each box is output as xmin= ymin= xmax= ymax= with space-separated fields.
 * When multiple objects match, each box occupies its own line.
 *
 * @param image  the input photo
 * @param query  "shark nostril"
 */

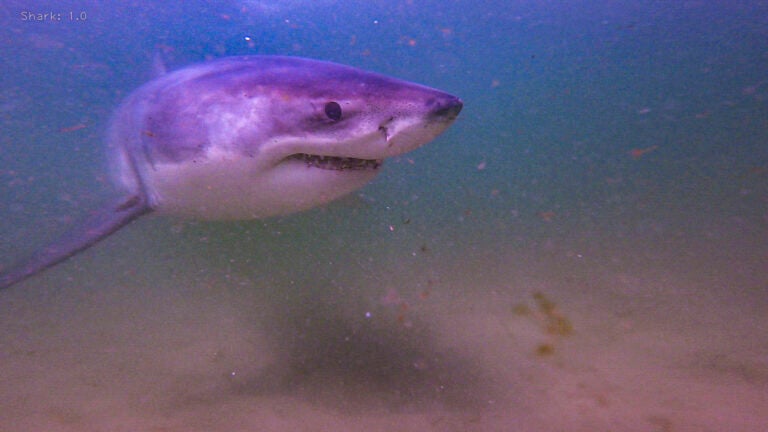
xmin=430 ymin=97 xmax=463 ymax=120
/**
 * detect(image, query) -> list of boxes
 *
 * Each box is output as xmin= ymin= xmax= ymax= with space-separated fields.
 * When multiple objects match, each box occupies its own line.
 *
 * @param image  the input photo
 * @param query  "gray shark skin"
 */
xmin=0 ymin=56 xmax=462 ymax=290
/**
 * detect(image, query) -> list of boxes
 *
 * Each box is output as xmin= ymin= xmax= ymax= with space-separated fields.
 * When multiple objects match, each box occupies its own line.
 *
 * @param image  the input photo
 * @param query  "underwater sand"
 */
xmin=1 ymin=199 xmax=765 ymax=431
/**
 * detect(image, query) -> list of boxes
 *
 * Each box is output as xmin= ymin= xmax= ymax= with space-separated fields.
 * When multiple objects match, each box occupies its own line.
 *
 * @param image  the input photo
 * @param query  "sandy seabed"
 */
xmin=0 ymin=214 xmax=766 ymax=432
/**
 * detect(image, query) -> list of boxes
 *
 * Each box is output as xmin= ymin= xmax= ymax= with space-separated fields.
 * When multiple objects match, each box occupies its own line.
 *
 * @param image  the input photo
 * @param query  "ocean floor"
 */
xmin=1 ymin=208 xmax=765 ymax=432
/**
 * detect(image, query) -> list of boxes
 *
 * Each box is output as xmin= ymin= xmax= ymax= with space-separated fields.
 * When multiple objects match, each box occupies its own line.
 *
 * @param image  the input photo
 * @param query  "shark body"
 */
xmin=0 ymin=56 xmax=462 ymax=290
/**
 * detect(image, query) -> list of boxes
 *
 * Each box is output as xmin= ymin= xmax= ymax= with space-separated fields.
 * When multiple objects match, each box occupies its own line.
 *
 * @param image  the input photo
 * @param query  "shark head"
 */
xmin=110 ymin=56 xmax=462 ymax=219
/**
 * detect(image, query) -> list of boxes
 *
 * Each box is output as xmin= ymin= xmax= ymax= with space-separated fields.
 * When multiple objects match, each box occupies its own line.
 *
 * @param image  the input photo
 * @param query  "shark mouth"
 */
xmin=288 ymin=153 xmax=382 ymax=171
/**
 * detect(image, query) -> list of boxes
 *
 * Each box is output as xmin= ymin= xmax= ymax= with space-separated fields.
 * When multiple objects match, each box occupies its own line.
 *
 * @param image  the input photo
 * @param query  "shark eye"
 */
xmin=324 ymin=101 xmax=342 ymax=121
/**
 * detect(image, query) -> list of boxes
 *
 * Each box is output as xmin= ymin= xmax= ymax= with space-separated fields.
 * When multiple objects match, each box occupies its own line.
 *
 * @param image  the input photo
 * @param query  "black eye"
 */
xmin=324 ymin=101 xmax=342 ymax=121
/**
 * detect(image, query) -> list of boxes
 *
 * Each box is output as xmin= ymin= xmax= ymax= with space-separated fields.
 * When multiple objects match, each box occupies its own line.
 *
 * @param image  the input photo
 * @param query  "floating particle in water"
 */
xmin=58 ymin=123 xmax=87 ymax=133
xmin=628 ymin=145 xmax=658 ymax=160
xmin=381 ymin=287 xmax=404 ymax=306
xmin=546 ymin=314 xmax=574 ymax=336
xmin=694 ymin=110 xmax=710 ymax=119
xmin=511 ymin=303 xmax=531 ymax=316
xmin=533 ymin=291 xmax=574 ymax=336
xmin=536 ymin=343 xmax=555 ymax=357
xmin=510 ymin=292 xmax=575 ymax=357
xmin=532 ymin=292 xmax=555 ymax=314
xmin=538 ymin=211 xmax=556 ymax=222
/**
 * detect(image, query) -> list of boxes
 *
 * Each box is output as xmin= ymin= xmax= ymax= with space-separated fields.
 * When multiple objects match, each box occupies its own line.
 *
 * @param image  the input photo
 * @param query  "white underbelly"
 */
xmin=142 ymin=155 xmax=377 ymax=220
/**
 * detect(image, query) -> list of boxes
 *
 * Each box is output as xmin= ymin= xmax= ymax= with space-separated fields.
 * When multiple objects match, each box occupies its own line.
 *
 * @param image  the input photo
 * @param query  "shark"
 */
xmin=0 ymin=56 xmax=462 ymax=290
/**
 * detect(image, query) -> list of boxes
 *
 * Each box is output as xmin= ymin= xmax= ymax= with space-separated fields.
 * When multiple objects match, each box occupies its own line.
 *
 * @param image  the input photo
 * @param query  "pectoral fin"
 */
xmin=0 ymin=194 xmax=150 ymax=290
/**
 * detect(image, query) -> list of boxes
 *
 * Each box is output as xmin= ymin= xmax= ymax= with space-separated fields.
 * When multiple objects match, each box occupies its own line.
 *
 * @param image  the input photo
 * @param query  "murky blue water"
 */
xmin=1 ymin=1 xmax=767 ymax=430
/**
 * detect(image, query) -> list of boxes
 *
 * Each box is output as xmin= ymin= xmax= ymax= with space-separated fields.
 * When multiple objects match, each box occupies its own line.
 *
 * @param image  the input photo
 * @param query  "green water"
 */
xmin=1 ymin=1 xmax=766 ymax=430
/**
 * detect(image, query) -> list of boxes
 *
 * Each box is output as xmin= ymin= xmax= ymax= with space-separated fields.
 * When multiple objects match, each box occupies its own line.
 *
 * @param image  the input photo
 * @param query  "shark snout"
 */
xmin=375 ymin=92 xmax=462 ymax=158
xmin=428 ymin=95 xmax=463 ymax=122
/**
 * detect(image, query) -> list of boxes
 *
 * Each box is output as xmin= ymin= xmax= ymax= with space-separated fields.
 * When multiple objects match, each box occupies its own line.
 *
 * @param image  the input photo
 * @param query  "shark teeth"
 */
xmin=288 ymin=153 xmax=382 ymax=171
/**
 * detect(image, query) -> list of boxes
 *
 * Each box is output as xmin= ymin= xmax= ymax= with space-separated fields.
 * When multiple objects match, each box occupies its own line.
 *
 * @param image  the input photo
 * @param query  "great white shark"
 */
xmin=0 ymin=56 xmax=462 ymax=290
